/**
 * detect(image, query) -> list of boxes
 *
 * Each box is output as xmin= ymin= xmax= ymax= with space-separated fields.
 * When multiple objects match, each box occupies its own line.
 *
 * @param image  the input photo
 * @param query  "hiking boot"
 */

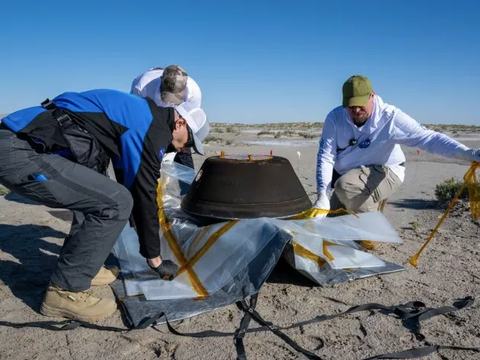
xmin=91 ymin=265 xmax=119 ymax=286
xmin=40 ymin=286 xmax=117 ymax=322
xmin=357 ymin=240 xmax=375 ymax=250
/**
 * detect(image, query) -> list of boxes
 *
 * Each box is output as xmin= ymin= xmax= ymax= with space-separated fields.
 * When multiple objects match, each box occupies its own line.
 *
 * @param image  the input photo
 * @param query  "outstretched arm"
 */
xmin=392 ymin=110 xmax=478 ymax=161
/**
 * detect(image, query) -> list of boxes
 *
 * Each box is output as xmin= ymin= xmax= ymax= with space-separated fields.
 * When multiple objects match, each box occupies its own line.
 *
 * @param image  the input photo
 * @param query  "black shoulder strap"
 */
xmin=41 ymin=98 xmax=56 ymax=111
xmin=41 ymin=98 xmax=74 ymax=128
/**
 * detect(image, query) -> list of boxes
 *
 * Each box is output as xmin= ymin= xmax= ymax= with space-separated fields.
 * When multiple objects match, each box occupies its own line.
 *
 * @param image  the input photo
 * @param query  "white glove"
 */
xmin=462 ymin=149 xmax=480 ymax=162
xmin=313 ymin=193 xmax=330 ymax=210
xmin=309 ymin=193 xmax=330 ymax=219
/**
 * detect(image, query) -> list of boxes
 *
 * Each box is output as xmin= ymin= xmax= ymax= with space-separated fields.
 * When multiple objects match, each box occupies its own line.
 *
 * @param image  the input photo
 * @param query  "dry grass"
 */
xmin=210 ymin=122 xmax=324 ymax=131
xmin=424 ymin=124 xmax=480 ymax=133
xmin=210 ymin=122 xmax=480 ymax=134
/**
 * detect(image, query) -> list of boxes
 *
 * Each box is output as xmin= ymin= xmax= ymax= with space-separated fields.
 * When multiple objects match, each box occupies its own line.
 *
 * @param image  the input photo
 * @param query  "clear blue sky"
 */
xmin=1 ymin=0 xmax=479 ymax=124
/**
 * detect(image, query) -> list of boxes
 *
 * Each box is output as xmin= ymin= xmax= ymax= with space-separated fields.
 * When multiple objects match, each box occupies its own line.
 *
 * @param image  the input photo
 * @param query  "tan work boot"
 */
xmin=91 ymin=265 xmax=119 ymax=286
xmin=40 ymin=286 xmax=117 ymax=322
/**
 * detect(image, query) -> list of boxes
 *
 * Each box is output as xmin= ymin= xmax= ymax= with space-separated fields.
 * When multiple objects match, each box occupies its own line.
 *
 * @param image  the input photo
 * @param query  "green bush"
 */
xmin=257 ymin=131 xmax=275 ymax=136
xmin=411 ymin=220 xmax=420 ymax=231
xmin=281 ymin=130 xmax=295 ymax=137
xmin=0 ymin=186 xmax=11 ymax=196
xmin=434 ymin=178 xmax=469 ymax=204
xmin=203 ymin=135 xmax=222 ymax=144
xmin=298 ymin=132 xmax=317 ymax=139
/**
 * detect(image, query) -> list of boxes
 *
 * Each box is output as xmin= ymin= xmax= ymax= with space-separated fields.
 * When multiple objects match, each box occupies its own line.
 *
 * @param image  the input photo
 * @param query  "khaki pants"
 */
xmin=330 ymin=165 xmax=402 ymax=213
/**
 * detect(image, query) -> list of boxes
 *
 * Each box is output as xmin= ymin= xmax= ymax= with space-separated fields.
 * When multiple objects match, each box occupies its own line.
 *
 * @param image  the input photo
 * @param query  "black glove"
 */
xmin=147 ymin=259 xmax=179 ymax=281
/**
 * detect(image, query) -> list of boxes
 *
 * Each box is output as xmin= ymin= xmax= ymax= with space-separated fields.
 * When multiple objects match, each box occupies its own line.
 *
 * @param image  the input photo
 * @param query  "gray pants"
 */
xmin=331 ymin=165 xmax=402 ymax=213
xmin=0 ymin=128 xmax=133 ymax=291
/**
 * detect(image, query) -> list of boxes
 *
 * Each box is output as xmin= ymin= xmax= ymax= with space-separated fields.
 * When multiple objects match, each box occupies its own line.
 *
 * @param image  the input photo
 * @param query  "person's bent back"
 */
xmin=0 ymin=89 xmax=209 ymax=322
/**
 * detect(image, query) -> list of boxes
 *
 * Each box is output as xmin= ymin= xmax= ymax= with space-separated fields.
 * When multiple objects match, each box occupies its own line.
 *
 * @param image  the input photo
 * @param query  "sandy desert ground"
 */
xmin=0 ymin=123 xmax=479 ymax=360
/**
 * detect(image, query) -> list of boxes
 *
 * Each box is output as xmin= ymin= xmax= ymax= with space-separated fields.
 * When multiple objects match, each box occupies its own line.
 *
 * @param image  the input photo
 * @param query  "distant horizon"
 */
xmin=2 ymin=113 xmax=480 ymax=128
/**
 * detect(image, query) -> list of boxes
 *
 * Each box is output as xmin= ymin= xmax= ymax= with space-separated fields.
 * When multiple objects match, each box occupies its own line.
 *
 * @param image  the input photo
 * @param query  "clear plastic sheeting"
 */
xmin=284 ymin=241 xmax=405 ymax=287
xmin=113 ymin=155 xmax=404 ymax=301
xmin=136 ymin=219 xmax=281 ymax=300
xmin=269 ymin=212 xmax=402 ymax=270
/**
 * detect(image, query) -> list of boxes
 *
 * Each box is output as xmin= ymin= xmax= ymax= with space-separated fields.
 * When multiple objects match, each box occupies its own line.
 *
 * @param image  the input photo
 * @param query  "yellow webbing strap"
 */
xmin=289 ymin=208 xmax=359 ymax=220
xmin=293 ymin=238 xmax=337 ymax=264
xmin=293 ymin=242 xmax=327 ymax=267
xmin=322 ymin=240 xmax=336 ymax=261
xmin=178 ymin=221 xmax=238 ymax=276
xmin=186 ymin=226 xmax=211 ymax=257
xmin=409 ymin=162 xmax=479 ymax=267
xmin=466 ymin=164 xmax=480 ymax=221
xmin=156 ymin=181 xmax=209 ymax=299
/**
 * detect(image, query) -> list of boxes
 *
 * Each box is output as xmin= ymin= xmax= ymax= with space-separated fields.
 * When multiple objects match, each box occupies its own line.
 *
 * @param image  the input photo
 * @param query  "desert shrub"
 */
xmin=257 ymin=131 xmax=275 ymax=136
xmin=411 ymin=220 xmax=420 ymax=231
xmin=0 ymin=186 xmax=11 ymax=196
xmin=214 ymin=128 xmax=225 ymax=133
xmin=203 ymin=135 xmax=222 ymax=144
xmin=226 ymin=127 xmax=236 ymax=133
xmin=298 ymin=132 xmax=317 ymax=139
xmin=225 ymin=139 xmax=234 ymax=145
xmin=273 ymin=130 xmax=294 ymax=138
xmin=434 ymin=178 xmax=469 ymax=204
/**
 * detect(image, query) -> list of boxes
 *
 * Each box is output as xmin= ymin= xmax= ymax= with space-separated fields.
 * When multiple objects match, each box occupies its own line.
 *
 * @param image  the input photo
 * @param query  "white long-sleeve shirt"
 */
xmin=316 ymin=95 xmax=470 ymax=194
xmin=130 ymin=67 xmax=202 ymax=108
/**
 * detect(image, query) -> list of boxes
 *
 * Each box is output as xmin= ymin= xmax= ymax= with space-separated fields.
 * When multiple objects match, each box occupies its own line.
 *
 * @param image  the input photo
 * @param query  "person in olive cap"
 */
xmin=312 ymin=75 xmax=480 ymax=223
xmin=131 ymin=65 xmax=202 ymax=169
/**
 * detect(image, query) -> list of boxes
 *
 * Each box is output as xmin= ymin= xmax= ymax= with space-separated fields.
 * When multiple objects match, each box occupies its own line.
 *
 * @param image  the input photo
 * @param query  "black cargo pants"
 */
xmin=0 ymin=128 xmax=133 ymax=292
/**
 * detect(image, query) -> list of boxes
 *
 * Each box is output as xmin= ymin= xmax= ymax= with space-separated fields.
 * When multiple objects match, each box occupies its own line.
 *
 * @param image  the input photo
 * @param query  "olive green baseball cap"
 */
xmin=342 ymin=75 xmax=373 ymax=107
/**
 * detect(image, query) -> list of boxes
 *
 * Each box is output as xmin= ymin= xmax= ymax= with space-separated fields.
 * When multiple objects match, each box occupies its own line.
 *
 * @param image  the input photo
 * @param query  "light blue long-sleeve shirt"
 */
xmin=316 ymin=95 xmax=470 ymax=195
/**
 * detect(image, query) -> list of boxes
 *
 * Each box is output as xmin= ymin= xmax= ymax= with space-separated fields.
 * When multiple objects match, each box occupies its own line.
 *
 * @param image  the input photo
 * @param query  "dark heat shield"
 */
xmin=181 ymin=155 xmax=312 ymax=219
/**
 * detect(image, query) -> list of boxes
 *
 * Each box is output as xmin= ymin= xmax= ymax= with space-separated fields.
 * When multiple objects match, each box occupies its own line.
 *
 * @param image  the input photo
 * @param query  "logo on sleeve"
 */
xmin=159 ymin=147 xmax=166 ymax=160
xmin=359 ymin=139 xmax=371 ymax=149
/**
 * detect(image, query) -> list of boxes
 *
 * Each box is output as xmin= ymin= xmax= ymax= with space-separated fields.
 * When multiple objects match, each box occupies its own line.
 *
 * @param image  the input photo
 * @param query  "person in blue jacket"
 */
xmin=0 ymin=89 xmax=210 ymax=322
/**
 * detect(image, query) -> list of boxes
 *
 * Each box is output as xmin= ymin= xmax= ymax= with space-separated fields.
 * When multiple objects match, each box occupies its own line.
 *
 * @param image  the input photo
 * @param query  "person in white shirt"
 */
xmin=131 ymin=65 xmax=202 ymax=169
xmin=313 ymin=75 xmax=480 ymax=220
